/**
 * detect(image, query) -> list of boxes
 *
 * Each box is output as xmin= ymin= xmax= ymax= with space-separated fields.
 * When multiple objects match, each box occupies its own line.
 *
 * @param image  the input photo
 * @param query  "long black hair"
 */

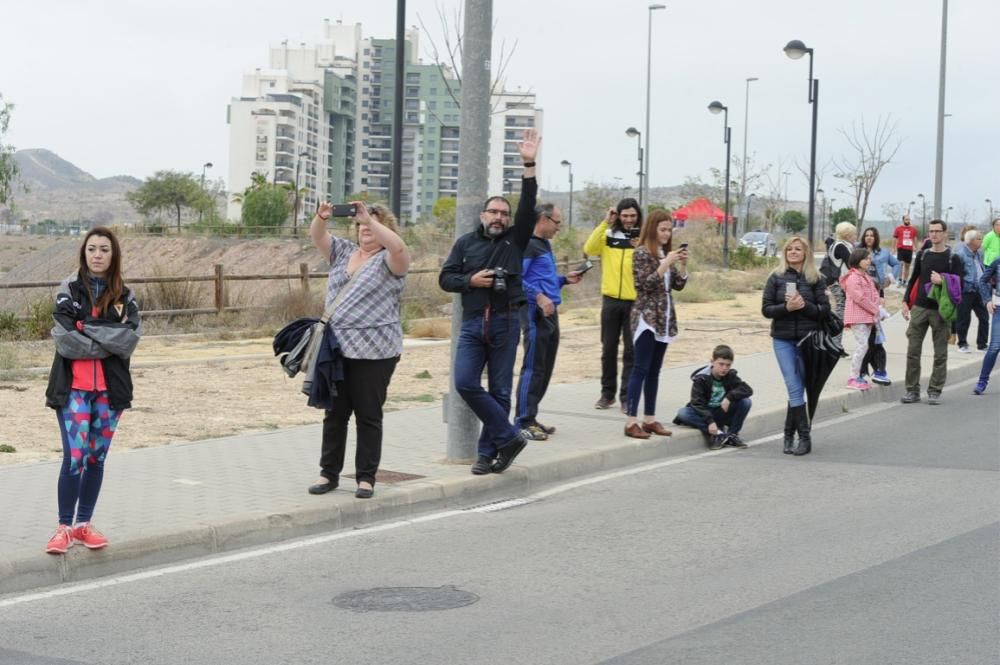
xmin=611 ymin=197 xmax=643 ymax=234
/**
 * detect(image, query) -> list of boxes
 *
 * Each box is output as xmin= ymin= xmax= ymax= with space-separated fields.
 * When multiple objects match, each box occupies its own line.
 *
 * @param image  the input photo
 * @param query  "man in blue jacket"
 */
xmin=955 ymin=230 xmax=989 ymax=352
xmin=439 ymin=129 xmax=540 ymax=475
xmin=514 ymin=203 xmax=585 ymax=440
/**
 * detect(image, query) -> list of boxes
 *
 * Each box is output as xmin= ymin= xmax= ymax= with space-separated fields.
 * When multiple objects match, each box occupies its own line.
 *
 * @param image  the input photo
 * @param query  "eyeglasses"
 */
xmin=484 ymin=208 xmax=511 ymax=217
xmin=546 ymin=215 xmax=563 ymax=225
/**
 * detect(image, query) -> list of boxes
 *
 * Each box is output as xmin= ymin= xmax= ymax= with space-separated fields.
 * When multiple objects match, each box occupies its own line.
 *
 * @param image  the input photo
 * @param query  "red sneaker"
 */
xmin=45 ymin=525 xmax=74 ymax=554
xmin=71 ymin=523 xmax=109 ymax=550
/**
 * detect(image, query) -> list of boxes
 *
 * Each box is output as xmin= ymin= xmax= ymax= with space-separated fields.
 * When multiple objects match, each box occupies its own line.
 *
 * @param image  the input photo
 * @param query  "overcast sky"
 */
xmin=3 ymin=0 xmax=997 ymax=222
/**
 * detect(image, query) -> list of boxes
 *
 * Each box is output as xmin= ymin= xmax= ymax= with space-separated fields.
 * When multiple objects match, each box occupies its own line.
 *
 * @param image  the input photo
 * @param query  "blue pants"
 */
xmin=454 ymin=311 xmax=521 ymax=459
xmin=56 ymin=390 xmax=120 ymax=526
xmin=516 ymin=306 xmax=559 ymax=428
xmin=626 ymin=330 xmax=668 ymax=417
xmin=773 ymin=338 xmax=806 ymax=407
xmin=674 ymin=398 xmax=752 ymax=436
xmin=978 ymin=308 xmax=1000 ymax=385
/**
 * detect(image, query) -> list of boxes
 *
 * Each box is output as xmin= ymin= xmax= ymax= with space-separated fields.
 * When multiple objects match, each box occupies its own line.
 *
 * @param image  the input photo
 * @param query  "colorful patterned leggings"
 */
xmin=56 ymin=390 xmax=120 ymax=526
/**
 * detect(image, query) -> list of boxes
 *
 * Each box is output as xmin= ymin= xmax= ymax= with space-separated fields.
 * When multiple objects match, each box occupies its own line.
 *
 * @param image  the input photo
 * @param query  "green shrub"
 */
xmin=0 ymin=311 xmax=18 ymax=340
xmin=0 ymin=444 xmax=16 ymax=453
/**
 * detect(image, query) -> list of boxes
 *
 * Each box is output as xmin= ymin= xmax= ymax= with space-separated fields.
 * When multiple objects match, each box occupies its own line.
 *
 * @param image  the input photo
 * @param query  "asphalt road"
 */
xmin=2 ymin=385 xmax=997 ymax=665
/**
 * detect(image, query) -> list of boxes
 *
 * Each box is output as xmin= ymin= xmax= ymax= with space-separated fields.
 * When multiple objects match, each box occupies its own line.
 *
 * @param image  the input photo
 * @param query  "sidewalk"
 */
xmin=0 ymin=313 xmax=988 ymax=595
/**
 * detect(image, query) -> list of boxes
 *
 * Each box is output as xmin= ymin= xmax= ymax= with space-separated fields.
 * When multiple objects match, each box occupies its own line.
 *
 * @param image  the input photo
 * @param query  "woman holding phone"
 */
xmin=762 ymin=235 xmax=831 ymax=456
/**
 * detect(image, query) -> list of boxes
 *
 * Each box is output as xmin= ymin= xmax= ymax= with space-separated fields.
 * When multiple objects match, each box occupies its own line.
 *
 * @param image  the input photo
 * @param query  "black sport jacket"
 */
xmin=438 ymin=176 xmax=538 ymax=320
xmin=761 ymin=268 xmax=831 ymax=341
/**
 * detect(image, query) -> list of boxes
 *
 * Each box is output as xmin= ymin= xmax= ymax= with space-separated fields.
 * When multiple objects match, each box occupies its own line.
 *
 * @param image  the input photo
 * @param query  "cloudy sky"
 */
xmin=3 ymin=0 xmax=997 ymax=222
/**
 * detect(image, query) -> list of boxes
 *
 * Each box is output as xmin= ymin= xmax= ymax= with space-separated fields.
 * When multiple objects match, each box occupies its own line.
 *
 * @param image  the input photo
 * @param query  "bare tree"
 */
xmin=833 ymin=115 xmax=902 ymax=224
xmin=417 ymin=3 xmax=531 ymax=115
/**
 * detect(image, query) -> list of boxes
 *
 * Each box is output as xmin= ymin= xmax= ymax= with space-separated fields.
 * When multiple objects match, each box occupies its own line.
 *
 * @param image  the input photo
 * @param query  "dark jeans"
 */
xmin=320 ymin=356 xmax=398 ymax=486
xmin=978 ymin=308 xmax=1000 ymax=384
xmin=600 ymin=296 xmax=635 ymax=402
xmin=957 ymin=289 xmax=989 ymax=349
xmin=674 ymin=398 xmax=753 ymax=435
xmin=625 ymin=330 xmax=667 ymax=417
xmin=454 ymin=311 xmax=521 ymax=459
xmin=516 ymin=307 xmax=559 ymax=428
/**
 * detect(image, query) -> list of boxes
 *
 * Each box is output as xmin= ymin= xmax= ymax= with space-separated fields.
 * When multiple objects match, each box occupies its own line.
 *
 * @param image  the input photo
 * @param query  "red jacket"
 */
xmin=840 ymin=268 xmax=880 ymax=326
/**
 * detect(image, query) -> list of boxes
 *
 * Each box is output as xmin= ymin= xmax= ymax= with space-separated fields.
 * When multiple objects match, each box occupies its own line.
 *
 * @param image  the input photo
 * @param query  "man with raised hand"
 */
xmin=439 ymin=129 xmax=541 ymax=475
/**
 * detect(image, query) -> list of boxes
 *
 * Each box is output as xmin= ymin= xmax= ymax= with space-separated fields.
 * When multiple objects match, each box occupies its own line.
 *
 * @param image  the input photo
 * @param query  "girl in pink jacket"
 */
xmin=840 ymin=248 xmax=881 ymax=390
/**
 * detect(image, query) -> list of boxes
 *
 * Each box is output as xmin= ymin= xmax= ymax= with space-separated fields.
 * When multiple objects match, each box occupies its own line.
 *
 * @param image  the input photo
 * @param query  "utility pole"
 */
xmin=446 ymin=0 xmax=492 ymax=461
xmin=933 ymin=0 xmax=948 ymax=218
xmin=391 ymin=0 xmax=406 ymax=222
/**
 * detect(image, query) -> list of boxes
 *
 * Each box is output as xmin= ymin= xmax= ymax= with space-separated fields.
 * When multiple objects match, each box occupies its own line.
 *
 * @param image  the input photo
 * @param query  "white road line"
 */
xmin=0 ymin=400 xmax=901 ymax=610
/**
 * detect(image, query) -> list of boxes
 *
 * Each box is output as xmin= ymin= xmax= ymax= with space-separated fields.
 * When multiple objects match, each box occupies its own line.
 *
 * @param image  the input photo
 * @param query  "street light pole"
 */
xmin=708 ymin=101 xmax=731 ymax=267
xmin=745 ymin=193 xmax=756 ymax=231
xmin=644 ymin=4 xmax=666 ymax=213
xmin=625 ymin=127 xmax=643 ymax=208
xmin=560 ymin=160 xmax=574 ymax=228
xmin=986 ymin=198 xmax=993 ymax=221
xmin=391 ymin=0 xmax=406 ymax=222
xmin=784 ymin=39 xmax=819 ymax=249
xmin=739 ymin=77 xmax=758 ymax=236
xmin=199 ymin=162 xmax=213 ymax=224
xmin=917 ymin=193 xmax=927 ymax=237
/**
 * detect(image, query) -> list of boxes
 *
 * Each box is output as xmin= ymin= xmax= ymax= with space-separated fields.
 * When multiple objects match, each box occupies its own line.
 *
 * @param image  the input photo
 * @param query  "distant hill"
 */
xmin=3 ymin=149 xmax=142 ymax=224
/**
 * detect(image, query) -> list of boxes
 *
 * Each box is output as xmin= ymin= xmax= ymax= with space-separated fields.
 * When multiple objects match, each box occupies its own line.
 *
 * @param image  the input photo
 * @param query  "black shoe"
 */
xmin=471 ymin=456 xmax=494 ymax=475
xmin=535 ymin=421 xmax=556 ymax=435
xmin=308 ymin=480 xmax=338 ymax=495
xmin=724 ymin=434 xmax=748 ymax=449
xmin=594 ymin=396 xmax=615 ymax=410
xmin=491 ymin=436 xmax=527 ymax=473
xmin=900 ymin=391 xmax=921 ymax=404
xmin=708 ymin=433 xmax=727 ymax=450
xmin=355 ymin=486 xmax=374 ymax=499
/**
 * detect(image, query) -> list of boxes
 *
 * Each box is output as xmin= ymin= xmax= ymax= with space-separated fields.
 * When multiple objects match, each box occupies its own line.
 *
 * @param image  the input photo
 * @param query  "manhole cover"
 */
xmin=333 ymin=586 xmax=479 ymax=612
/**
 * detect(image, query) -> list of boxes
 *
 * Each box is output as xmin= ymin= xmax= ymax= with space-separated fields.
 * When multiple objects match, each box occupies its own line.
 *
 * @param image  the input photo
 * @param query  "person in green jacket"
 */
xmin=583 ymin=198 xmax=642 ymax=410
xmin=982 ymin=218 xmax=1000 ymax=267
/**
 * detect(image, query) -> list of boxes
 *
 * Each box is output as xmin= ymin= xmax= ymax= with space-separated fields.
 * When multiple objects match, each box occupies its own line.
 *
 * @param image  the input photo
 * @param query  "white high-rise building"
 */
xmin=227 ymin=20 xmax=543 ymax=225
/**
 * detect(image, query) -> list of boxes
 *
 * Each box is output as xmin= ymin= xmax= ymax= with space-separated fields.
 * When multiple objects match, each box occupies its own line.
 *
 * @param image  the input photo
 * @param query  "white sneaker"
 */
xmin=958 ymin=345 xmax=971 ymax=353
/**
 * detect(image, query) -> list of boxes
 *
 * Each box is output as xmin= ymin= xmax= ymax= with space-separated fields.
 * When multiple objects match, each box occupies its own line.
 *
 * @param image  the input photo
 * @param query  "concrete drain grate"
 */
xmin=333 ymin=586 xmax=479 ymax=612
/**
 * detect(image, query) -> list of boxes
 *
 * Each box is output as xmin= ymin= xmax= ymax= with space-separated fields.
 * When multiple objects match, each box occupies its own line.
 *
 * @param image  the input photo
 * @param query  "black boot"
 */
xmin=782 ymin=405 xmax=796 ymax=455
xmin=792 ymin=405 xmax=811 ymax=456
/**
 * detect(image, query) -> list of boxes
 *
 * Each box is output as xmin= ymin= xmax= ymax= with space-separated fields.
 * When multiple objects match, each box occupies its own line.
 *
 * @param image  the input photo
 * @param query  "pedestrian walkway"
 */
xmin=0 ymin=314 xmax=987 ymax=595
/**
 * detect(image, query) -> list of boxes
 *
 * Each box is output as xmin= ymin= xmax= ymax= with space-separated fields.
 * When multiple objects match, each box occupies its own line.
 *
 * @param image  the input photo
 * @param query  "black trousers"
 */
xmin=600 ymin=296 xmax=635 ymax=402
xmin=515 ymin=307 xmax=560 ymax=427
xmin=956 ymin=290 xmax=989 ymax=349
xmin=320 ymin=356 xmax=398 ymax=486
xmin=860 ymin=326 xmax=886 ymax=375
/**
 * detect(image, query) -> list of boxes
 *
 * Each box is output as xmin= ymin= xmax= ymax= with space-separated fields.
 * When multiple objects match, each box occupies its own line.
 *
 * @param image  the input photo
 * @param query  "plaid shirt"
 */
xmin=325 ymin=236 xmax=405 ymax=359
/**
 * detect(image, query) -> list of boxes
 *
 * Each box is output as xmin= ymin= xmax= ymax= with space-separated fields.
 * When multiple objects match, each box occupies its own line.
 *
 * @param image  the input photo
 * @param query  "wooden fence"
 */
xmin=0 ymin=257 xmax=599 ymax=319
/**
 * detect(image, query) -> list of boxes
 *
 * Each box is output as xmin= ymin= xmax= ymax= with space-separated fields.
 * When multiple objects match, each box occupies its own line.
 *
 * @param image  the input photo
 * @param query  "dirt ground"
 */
xmin=0 ymin=292 xmax=780 ymax=465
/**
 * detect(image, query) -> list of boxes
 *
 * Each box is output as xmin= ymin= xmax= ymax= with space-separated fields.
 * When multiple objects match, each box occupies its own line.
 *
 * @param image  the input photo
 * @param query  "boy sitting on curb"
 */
xmin=673 ymin=344 xmax=754 ymax=450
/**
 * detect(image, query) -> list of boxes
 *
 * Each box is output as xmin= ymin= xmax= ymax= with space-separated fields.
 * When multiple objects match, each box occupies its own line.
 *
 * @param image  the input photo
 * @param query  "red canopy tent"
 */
xmin=671 ymin=197 xmax=732 ymax=224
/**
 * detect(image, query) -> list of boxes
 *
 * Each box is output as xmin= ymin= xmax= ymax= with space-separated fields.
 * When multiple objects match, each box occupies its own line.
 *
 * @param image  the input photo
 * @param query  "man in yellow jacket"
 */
xmin=583 ymin=198 xmax=642 ymax=410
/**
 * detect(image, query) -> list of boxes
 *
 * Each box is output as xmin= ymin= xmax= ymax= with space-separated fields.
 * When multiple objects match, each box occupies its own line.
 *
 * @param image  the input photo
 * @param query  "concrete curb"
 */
xmin=0 ymin=357 xmax=985 ymax=596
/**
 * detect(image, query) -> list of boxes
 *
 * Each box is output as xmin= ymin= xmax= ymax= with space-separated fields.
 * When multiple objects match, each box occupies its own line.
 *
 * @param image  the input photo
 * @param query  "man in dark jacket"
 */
xmin=673 ymin=345 xmax=754 ymax=450
xmin=439 ymin=129 xmax=540 ymax=475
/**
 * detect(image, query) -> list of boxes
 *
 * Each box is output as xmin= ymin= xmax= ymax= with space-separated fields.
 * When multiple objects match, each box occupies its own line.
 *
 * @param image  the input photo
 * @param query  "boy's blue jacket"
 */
xmin=684 ymin=365 xmax=754 ymax=425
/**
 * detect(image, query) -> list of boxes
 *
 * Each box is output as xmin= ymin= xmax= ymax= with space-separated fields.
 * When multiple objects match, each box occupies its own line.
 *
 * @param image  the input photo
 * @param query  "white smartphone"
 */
xmin=785 ymin=282 xmax=798 ymax=296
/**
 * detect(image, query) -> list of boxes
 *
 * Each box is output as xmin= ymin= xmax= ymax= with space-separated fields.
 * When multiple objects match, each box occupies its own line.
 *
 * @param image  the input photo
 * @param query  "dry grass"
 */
xmin=408 ymin=318 xmax=452 ymax=339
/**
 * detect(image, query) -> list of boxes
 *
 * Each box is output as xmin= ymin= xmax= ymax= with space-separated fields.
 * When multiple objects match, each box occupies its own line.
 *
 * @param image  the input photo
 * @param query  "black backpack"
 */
xmin=819 ymin=240 xmax=850 ymax=284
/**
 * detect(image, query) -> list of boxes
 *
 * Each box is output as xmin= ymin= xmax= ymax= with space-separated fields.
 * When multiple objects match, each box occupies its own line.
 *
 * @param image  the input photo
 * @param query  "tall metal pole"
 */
xmin=568 ymin=170 xmax=574 ymax=229
xmin=644 ymin=4 xmax=665 ymax=212
xmin=808 ymin=76 xmax=818 ymax=248
xmin=390 ymin=0 xmax=406 ymax=222
xmin=739 ymin=77 xmax=757 ymax=236
xmin=723 ymin=116 xmax=731 ymax=267
xmin=933 ymin=0 xmax=948 ymax=219
xmin=446 ymin=0 xmax=492 ymax=461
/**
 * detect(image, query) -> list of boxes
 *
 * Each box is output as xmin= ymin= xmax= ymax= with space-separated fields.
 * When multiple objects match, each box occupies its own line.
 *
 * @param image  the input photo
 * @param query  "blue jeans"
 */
xmin=454 ymin=311 xmax=521 ymax=459
xmin=626 ymin=330 xmax=668 ymax=417
xmin=978 ymin=308 xmax=1000 ymax=385
xmin=773 ymin=338 xmax=806 ymax=407
xmin=674 ymin=398 xmax=752 ymax=435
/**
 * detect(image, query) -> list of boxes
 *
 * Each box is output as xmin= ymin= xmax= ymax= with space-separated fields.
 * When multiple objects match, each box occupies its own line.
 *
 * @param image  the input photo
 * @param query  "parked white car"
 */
xmin=739 ymin=231 xmax=778 ymax=257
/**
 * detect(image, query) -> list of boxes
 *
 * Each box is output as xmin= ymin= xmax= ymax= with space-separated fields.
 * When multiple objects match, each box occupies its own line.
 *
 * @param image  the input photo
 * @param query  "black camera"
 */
xmin=491 ymin=267 xmax=508 ymax=293
xmin=625 ymin=226 xmax=641 ymax=239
